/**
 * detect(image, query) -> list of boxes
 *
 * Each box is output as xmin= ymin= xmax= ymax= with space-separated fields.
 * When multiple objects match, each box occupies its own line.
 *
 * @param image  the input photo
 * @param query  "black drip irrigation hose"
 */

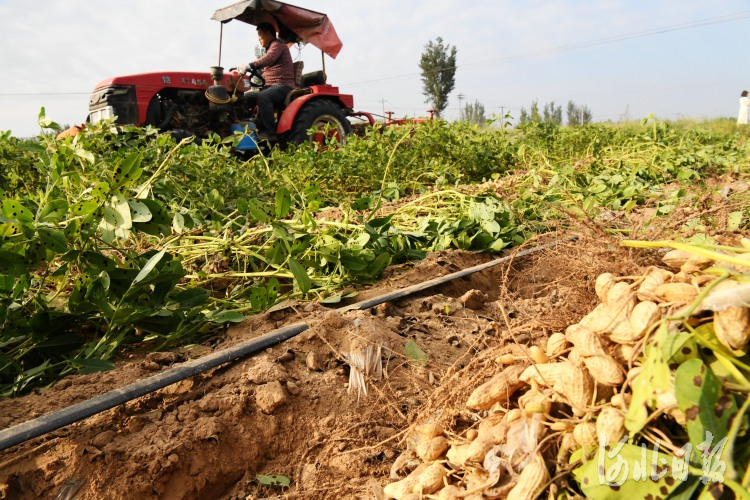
xmin=0 ymin=323 xmax=308 ymax=453
xmin=340 ymin=238 xmax=575 ymax=312
xmin=0 ymin=236 xmax=576 ymax=452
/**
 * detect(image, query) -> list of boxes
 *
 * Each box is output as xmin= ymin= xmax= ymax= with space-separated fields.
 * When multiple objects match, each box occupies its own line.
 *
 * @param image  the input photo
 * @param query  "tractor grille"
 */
xmin=88 ymin=85 xmax=139 ymax=125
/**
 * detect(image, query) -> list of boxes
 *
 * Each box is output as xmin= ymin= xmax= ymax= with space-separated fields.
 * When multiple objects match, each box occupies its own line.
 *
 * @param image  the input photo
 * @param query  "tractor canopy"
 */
xmin=212 ymin=0 xmax=343 ymax=59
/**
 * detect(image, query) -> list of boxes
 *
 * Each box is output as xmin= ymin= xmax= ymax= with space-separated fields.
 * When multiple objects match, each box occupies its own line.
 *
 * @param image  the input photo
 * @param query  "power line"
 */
xmin=0 ymin=92 xmax=89 ymax=97
xmin=341 ymin=10 xmax=750 ymax=88
xmin=2 ymin=11 xmax=748 ymax=99
xmin=463 ymin=11 xmax=750 ymax=70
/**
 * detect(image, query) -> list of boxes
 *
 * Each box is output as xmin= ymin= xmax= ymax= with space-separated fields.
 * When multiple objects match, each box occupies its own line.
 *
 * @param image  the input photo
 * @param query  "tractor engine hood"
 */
xmin=212 ymin=0 xmax=343 ymax=59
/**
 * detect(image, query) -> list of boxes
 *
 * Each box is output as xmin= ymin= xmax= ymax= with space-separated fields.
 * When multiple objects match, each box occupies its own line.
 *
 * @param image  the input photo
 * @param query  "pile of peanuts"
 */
xmin=382 ymin=244 xmax=750 ymax=499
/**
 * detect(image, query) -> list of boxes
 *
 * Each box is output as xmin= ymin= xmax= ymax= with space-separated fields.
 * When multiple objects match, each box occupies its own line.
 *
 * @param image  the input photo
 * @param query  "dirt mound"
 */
xmin=0 ymin=232 xmax=652 ymax=499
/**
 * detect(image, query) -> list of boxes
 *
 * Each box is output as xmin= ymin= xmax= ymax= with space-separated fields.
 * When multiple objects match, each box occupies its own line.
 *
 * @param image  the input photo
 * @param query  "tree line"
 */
xmin=518 ymin=100 xmax=593 ymax=126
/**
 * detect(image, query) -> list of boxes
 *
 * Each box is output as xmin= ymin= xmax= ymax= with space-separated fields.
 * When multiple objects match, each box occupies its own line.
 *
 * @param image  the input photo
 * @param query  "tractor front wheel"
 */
xmin=289 ymin=99 xmax=352 ymax=145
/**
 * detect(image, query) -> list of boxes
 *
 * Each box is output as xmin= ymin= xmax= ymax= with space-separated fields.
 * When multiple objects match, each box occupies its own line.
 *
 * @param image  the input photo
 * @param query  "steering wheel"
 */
xmin=229 ymin=66 xmax=266 ymax=89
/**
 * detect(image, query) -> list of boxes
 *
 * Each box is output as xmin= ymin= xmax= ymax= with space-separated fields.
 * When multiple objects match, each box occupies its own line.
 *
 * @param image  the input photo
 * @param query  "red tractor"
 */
xmin=81 ymin=1 xmax=374 ymax=150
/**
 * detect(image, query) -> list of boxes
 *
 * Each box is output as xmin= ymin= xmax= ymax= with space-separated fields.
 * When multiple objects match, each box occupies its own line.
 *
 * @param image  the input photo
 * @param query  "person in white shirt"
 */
xmin=738 ymin=90 xmax=750 ymax=125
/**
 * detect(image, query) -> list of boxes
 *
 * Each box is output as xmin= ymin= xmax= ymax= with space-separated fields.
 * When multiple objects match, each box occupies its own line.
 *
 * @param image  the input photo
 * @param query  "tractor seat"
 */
xmin=283 ymin=70 xmax=327 ymax=107
xmin=300 ymin=70 xmax=326 ymax=87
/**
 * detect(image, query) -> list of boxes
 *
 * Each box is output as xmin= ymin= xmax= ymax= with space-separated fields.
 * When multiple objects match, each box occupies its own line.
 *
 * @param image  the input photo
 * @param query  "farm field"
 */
xmin=0 ymin=116 xmax=749 ymax=499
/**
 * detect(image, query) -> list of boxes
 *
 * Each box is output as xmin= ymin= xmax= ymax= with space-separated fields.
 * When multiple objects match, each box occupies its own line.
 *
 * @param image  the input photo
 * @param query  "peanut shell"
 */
xmin=583 ymin=355 xmax=625 ymax=386
xmin=557 ymin=364 xmax=595 ymax=413
xmin=412 ymin=423 xmax=444 ymax=441
xmin=383 ymin=464 xmax=427 ymax=499
xmin=654 ymin=282 xmax=698 ymax=303
xmin=596 ymin=406 xmax=625 ymax=446
xmin=505 ymin=408 xmax=523 ymax=423
xmin=466 ymin=364 xmax=526 ymax=410
xmin=610 ymin=392 xmax=631 ymax=410
xmin=465 ymin=421 xmax=508 ymax=463
xmin=519 ymin=387 xmax=551 ymax=414
xmin=636 ymin=267 xmax=673 ymax=301
xmin=416 ymin=436 xmax=449 ymax=462
xmin=445 ymin=443 xmax=472 ymax=467
xmin=579 ymin=303 xmax=616 ymax=334
xmin=565 ymin=324 xmax=607 ymax=356
xmin=595 ymin=273 xmax=617 ymax=301
xmin=662 ymin=249 xmax=712 ymax=272
xmin=545 ymin=332 xmax=568 ymax=358
xmin=520 ymin=362 xmax=570 ymax=388
xmin=606 ymin=281 xmax=636 ymax=313
xmin=612 ymin=343 xmax=638 ymax=365
xmin=714 ymin=306 xmax=750 ymax=351
xmin=608 ymin=316 xmax=638 ymax=344
xmin=522 ymin=361 xmax=593 ymax=412
xmin=436 ymin=485 xmax=466 ymax=500
xmin=505 ymin=452 xmax=549 ymax=500
xmin=573 ymin=421 xmax=598 ymax=447
xmin=567 ymin=346 xmax=584 ymax=366
xmin=411 ymin=461 xmax=447 ymax=495
xmin=629 ymin=300 xmax=661 ymax=339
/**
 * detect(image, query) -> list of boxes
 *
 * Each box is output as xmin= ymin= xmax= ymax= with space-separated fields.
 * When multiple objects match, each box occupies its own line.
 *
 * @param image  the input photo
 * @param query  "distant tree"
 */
xmin=519 ymin=108 xmax=529 ymax=125
xmin=543 ymin=101 xmax=563 ymax=125
xmin=519 ymin=100 xmax=541 ymax=125
xmin=566 ymin=101 xmax=593 ymax=126
xmin=460 ymin=100 xmax=486 ymax=126
xmin=566 ymin=101 xmax=577 ymax=125
xmin=530 ymin=100 xmax=540 ymax=123
xmin=419 ymin=37 xmax=457 ymax=118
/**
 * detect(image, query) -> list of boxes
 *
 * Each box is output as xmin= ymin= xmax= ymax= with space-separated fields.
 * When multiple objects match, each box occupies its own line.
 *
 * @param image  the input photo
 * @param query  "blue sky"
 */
xmin=1 ymin=1 xmax=748 ymax=137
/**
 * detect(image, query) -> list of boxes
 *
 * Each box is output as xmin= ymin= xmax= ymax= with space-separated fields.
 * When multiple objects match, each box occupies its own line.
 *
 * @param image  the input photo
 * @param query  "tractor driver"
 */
xmin=237 ymin=22 xmax=296 ymax=141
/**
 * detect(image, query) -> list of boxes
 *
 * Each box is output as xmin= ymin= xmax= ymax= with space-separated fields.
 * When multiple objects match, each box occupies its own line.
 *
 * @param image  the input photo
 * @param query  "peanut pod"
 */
xmin=596 ymin=406 xmax=625 ymax=447
xmin=466 ymin=364 xmax=526 ymax=410
xmin=583 ymin=355 xmax=625 ymax=386
xmin=505 ymin=452 xmax=549 ymax=500
xmin=565 ymin=324 xmax=607 ymax=356
xmin=714 ymin=306 xmax=750 ymax=351
xmin=636 ymin=267 xmax=672 ymax=302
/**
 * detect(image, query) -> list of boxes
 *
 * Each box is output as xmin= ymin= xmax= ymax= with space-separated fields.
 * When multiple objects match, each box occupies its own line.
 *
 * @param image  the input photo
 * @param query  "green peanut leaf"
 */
xmin=0 ymin=251 xmax=28 ymax=276
xmin=69 ymin=358 xmax=117 ymax=374
xmin=405 ymin=340 xmax=428 ymax=367
xmin=128 ymin=199 xmax=152 ymax=223
xmin=0 ymin=222 xmax=23 ymax=238
xmin=256 ymin=474 xmax=290 ymax=488
xmin=207 ymin=310 xmax=246 ymax=324
xmin=625 ymin=323 xmax=671 ymax=436
xmin=573 ymin=443 xmax=700 ymax=499
xmin=675 ymin=359 xmax=737 ymax=464
xmin=37 ymin=227 xmax=67 ymax=253
xmin=2 ymin=199 xmax=33 ymax=222
xmin=662 ymin=332 xmax=699 ymax=364
xmin=170 ymin=288 xmax=211 ymax=308
xmin=133 ymin=246 xmax=169 ymax=285
xmin=38 ymin=199 xmax=69 ymax=222
xmin=289 ymin=259 xmax=311 ymax=294
xmin=70 ymin=200 xmax=99 ymax=217
xmin=275 ymin=187 xmax=292 ymax=219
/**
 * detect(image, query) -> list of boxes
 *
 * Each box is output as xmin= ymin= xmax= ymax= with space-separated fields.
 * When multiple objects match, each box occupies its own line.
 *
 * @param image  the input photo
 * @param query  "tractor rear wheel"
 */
xmin=289 ymin=99 xmax=351 ymax=145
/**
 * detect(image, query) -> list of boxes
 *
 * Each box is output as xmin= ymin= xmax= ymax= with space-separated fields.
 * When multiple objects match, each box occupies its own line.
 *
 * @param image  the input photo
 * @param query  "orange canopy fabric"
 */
xmin=212 ymin=0 xmax=343 ymax=59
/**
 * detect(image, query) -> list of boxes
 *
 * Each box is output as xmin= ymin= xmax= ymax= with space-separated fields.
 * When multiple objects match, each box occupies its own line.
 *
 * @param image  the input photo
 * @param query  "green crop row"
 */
xmin=0 ymin=114 xmax=748 ymax=395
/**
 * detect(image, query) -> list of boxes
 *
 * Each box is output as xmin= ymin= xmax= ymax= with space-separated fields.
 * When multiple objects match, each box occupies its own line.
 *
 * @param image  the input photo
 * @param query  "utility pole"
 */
xmin=457 ymin=93 xmax=465 ymax=121
xmin=499 ymin=106 xmax=505 ymax=129
xmin=379 ymin=98 xmax=387 ymax=115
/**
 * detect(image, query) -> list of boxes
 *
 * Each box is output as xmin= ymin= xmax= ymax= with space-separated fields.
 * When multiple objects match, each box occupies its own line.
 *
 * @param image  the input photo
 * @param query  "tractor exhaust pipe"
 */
xmin=206 ymin=66 xmax=231 ymax=107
